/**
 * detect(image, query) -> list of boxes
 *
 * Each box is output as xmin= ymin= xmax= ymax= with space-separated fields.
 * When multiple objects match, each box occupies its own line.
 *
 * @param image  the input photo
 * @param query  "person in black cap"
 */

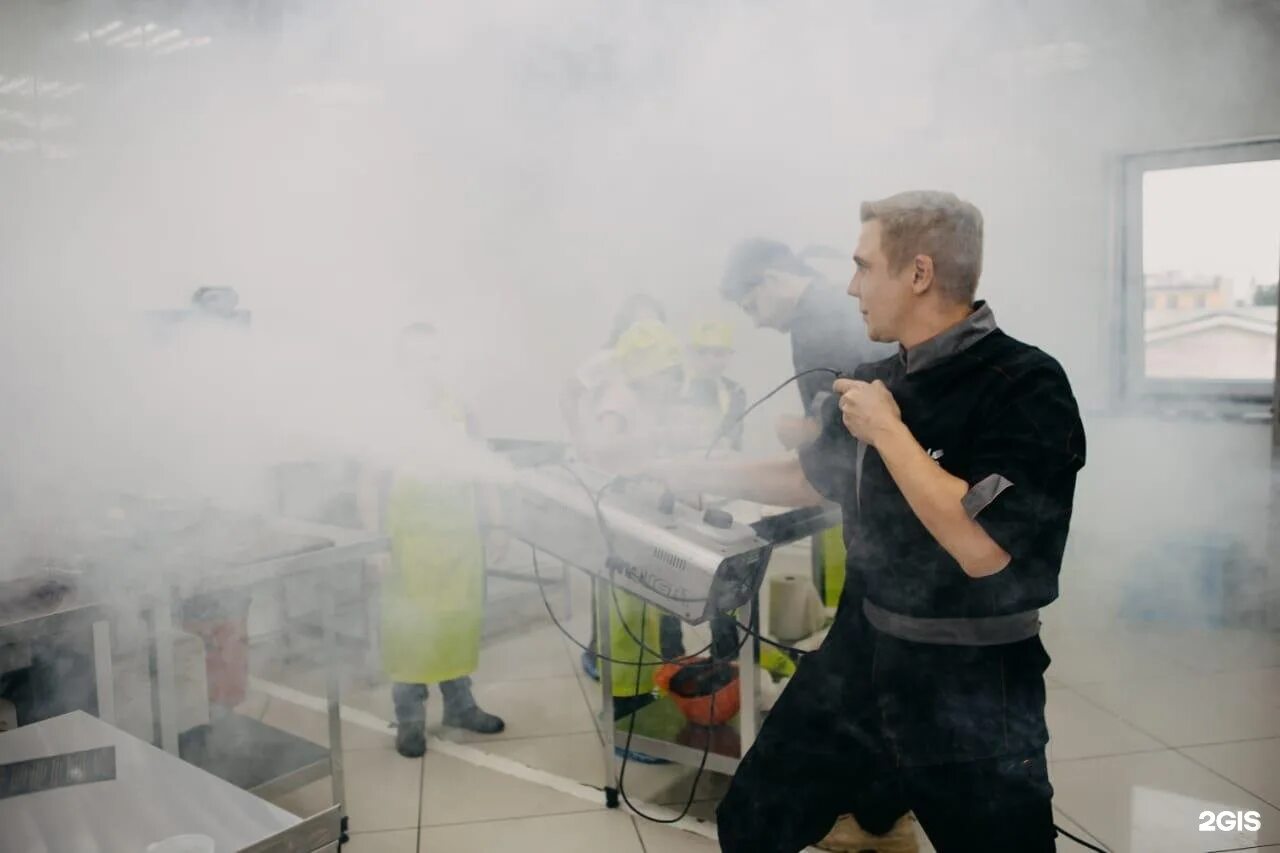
xmin=720 ymin=238 xmax=891 ymax=447
xmin=660 ymin=192 xmax=1086 ymax=852
xmin=721 ymin=238 xmax=894 ymax=615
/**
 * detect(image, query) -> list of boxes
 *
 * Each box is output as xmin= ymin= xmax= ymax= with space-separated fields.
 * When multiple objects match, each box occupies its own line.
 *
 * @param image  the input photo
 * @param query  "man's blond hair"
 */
xmin=859 ymin=191 xmax=984 ymax=304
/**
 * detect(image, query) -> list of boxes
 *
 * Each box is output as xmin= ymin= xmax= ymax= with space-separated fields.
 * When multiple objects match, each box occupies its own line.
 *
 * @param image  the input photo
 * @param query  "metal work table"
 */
xmin=19 ymin=507 xmax=387 ymax=842
xmin=0 ymin=575 xmax=115 ymax=727
xmin=134 ymin=515 xmax=388 ymax=838
xmin=0 ymin=711 xmax=341 ymax=853
xmin=596 ymin=499 xmax=839 ymax=801
xmin=599 ymin=591 xmax=759 ymax=790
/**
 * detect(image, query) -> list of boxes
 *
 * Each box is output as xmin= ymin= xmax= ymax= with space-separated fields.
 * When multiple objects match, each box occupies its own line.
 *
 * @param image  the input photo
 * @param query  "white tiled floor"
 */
xmin=250 ymin=563 xmax=1280 ymax=853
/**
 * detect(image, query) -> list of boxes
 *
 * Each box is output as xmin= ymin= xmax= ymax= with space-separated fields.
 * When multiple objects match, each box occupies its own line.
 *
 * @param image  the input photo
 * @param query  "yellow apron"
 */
xmin=609 ymin=590 xmax=664 ymax=698
xmin=816 ymin=526 xmax=846 ymax=608
xmin=381 ymin=402 xmax=485 ymax=685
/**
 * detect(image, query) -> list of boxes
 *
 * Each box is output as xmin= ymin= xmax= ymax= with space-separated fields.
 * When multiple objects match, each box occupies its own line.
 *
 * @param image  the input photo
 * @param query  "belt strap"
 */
xmin=862 ymin=599 xmax=1040 ymax=646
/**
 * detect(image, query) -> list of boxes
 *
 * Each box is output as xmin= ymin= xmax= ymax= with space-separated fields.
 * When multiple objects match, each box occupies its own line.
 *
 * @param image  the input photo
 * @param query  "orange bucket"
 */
xmin=654 ymin=658 xmax=740 ymax=727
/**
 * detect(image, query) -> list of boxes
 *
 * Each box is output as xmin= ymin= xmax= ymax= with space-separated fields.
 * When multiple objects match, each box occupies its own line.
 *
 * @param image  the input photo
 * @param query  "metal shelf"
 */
xmin=178 ymin=712 xmax=332 ymax=797
xmin=613 ymin=695 xmax=744 ymax=776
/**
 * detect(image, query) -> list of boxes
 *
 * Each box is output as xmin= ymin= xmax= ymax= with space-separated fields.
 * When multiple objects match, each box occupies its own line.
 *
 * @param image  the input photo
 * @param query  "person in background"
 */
xmin=584 ymin=319 xmax=691 ymax=467
xmin=720 ymin=239 xmax=895 ymax=611
xmin=376 ymin=322 xmax=505 ymax=759
xmin=177 ymin=285 xmax=254 ymax=718
xmin=572 ymin=306 xmax=681 ymax=684
xmin=679 ymin=320 xmax=747 ymax=452
xmin=190 ymin=285 xmax=251 ymax=323
xmin=561 ymin=294 xmax=667 ymax=450
xmin=580 ymin=320 xmax=690 ymax=738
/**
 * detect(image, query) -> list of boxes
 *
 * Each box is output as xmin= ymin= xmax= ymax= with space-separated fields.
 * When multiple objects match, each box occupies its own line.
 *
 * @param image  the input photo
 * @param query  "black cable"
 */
xmin=538 ymin=467 xmax=758 ymax=823
xmin=530 ymin=546 xmax=708 ymax=666
xmin=1056 ymin=825 xmax=1109 ymax=852
xmin=613 ymin=599 xmax=710 ymax=824
xmin=734 ymin=616 xmax=811 ymax=657
xmin=615 ymin=599 xmax=755 ymax=825
xmin=608 ymin=575 xmax=714 ymax=661
xmin=703 ymin=367 xmax=842 ymax=459
xmin=528 ymin=541 xmax=725 ymax=822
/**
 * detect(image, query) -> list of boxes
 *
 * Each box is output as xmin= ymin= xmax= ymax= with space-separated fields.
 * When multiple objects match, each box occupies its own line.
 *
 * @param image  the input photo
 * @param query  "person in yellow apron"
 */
xmin=680 ymin=320 xmax=748 ymax=451
xmin=581 ymin=321 xmax=688 ymax=724
xmin=381 ymin=323 xmax=503 ymax=758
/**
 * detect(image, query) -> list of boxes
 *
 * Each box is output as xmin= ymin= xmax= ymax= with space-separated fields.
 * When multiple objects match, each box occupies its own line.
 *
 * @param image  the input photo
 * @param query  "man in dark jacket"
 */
xmin=666 ymin=192 xmax=1086 ymax=852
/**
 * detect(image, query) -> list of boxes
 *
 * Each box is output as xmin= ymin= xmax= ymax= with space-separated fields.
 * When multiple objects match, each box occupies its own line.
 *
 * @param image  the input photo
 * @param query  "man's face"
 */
xmin=849 ymin=220 xmax=914 ymax=343
xmin=689 ymin=346 xmax=732 ymax=379
xmin=737 ymin=270 xmax=801 ymax=331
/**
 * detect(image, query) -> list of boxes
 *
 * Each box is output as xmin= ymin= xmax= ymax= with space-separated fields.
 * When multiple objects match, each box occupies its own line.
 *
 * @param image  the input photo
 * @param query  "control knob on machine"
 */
xmin=701 ymin=508 xmax=734 ymax=529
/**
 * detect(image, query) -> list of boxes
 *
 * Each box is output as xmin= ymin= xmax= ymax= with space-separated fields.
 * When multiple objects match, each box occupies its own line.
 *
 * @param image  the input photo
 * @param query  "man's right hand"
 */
xmin=776 ymin=414 xmax=821 ymax=450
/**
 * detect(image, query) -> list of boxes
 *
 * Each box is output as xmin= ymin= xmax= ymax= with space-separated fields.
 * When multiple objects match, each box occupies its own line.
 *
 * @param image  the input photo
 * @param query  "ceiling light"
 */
xmin=46 ymin=82 xmax=85 ymax=99
xmin=104 ymin=26 xmax=145 ymax=47
xmin=39 ymin=114 xmax=75 ymax=131
xmin=0 ymin=109 xmax=37 ymax=128
xmin=91 ymin=21 xmax=123 ymax=39
xmin=155 ymin=36 xmax=212 ymax=55
xmin=154 ymin=38 xmax=194 ymax=54
xmin=0 ymin=77 xmax=33 ymax=95
xmin=0 ymin=138 xmax=37 ymax=153
xmin=148 ymin=30 xmax=182 ymax=48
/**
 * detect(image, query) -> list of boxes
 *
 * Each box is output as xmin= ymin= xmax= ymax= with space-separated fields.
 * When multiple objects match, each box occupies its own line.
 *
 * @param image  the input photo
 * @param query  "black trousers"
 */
xmin=716 ymin=616 xmax=1056 ymax=853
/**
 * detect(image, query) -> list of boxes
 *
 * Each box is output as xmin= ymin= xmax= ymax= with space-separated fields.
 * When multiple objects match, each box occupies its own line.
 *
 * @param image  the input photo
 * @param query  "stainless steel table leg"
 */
xmin=91 ymin=619 xmax=114 ymax=725
xmin=277 ymin=579 xmax=295 ymax=664
xmin=362 ymin=559 xmax=381 ymax=680
xmin=738 ymin=598 xmax=759 ymax=755
xmin=321 ymin=566 xmax=347 ymax=838
xmin=147 ymin=597 xmax=180 ymax=754
xmin=595 ymin=578 xmax=619 ymax=808
xmin=561 ymin=558 xmax=573 ymax=622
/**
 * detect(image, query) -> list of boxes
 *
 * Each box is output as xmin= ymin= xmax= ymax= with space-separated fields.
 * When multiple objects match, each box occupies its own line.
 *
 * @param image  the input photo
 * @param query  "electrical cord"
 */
xmin=616 ymin=598 xmax=756 ymax=825
xmin=734 ymin=615 xmax=811 ymax=657
xmin=1057 ymin=826 xmax=1109 ymax=852
xmin=532 ymin=467 xmax=751 ymax=823
xmin=703 ymin=367 xmax=842 ymax=459
xmin=530 ymin=546 xmax=713 ymax=666
xmin=553 ymin=373 xmax=834 ymax=823
xmin=529 ymin=543 xmax=723 ymax=823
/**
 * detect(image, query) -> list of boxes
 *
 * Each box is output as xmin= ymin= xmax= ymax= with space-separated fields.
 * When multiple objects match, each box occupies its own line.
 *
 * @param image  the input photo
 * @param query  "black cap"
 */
xmin=719 ymin=238 xmax=815 ymax=302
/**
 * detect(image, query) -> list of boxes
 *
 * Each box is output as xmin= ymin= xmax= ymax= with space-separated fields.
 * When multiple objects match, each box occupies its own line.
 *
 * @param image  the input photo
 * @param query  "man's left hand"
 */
xmin=834 ymin=378 xmax=902 ymax=446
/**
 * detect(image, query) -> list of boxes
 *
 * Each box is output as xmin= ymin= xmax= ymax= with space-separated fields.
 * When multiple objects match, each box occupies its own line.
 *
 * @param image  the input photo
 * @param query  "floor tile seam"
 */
xmin=1056 ymin=683 xmax=1182 ymax=749
xmin=1172 ymin=747 xmax=1280 ymax=812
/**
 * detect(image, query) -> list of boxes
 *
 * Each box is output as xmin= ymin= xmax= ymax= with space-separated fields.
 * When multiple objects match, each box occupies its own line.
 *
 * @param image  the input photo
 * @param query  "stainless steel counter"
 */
xmin=0 ymin=711 xmax=338 ymax=853
xmin=10 ymin=509 xmax=389 ymax=844
xmin=0 ymin=576 xmax=114 ymax=727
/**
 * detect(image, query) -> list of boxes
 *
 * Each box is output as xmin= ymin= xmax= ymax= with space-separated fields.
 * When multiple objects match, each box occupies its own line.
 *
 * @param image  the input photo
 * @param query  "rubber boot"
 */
xmin=440 ymin=677 xmax=505 ymax=734
xmin=392 ymin=682 xmax=427 ymax=758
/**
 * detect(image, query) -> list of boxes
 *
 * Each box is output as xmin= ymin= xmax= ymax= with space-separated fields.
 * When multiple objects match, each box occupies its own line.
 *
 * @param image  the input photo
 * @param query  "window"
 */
xmin=1122 ymin=141 xmax=1280 ymax=403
